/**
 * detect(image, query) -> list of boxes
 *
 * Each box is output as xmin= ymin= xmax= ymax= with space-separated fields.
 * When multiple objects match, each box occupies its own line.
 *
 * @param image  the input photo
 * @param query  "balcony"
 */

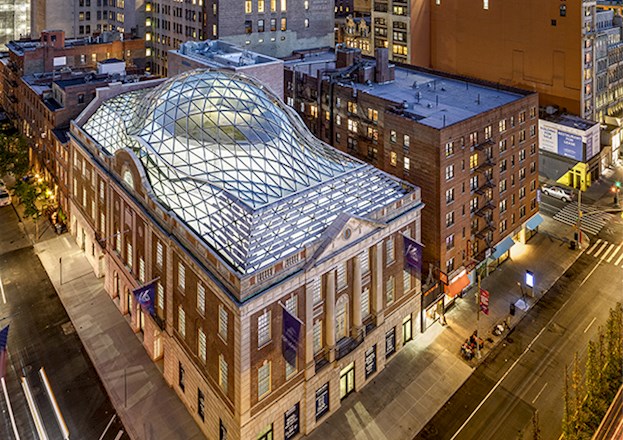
xmin=474 ymin=156 xmax=496 ymax=173
xmin=475 ymin=178 xmax=495 ymax=195
xmin=472 ymin=138 xmax=494 ymax=151
xmin=473 ymin=200 xmax=495 ymax=217
xmin=474 ymin=221 xmax=495 ymax=240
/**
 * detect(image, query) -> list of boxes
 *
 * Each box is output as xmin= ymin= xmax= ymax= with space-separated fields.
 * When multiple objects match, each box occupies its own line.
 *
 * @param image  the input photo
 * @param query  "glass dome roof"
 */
xmin=82 ymin=70 xmax=414 ymax=274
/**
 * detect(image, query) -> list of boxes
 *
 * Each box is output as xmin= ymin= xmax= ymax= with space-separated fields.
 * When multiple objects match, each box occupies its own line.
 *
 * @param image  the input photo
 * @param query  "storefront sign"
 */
xmin=422 ymin=282 xmax=442 ymax=309
xmin=385 ymin=328 xmax=396 ymax=358
xmin=315 ymin=383 xmax=330 ymax=420
xmin=438 ymin=270 xmax=448 ymax=285
xmin=365 ymin=345 xmax=377 ymax=378
xmin=480 ymin=288 xmax=489 ymax=316
xmin=284 ymin=402 xmax=300 ymax=440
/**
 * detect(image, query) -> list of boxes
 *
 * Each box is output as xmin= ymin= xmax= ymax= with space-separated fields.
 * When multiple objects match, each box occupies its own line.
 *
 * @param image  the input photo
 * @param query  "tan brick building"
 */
xmin=285 ymin=48 xmax=540 ymax=312
xmin=69 ymin=69 xmax=424 ymax=439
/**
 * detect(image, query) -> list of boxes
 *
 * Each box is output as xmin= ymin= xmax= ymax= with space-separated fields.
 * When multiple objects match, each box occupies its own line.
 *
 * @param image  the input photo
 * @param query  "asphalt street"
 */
xmin=0 ymin=205 xmax=128 ymax=440
xmin=415 ymin=217 xmax=623 ymax=440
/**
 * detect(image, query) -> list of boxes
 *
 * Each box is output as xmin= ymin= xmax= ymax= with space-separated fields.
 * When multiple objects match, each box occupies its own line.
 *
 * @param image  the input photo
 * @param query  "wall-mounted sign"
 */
xmin=284 ymin=402 xmax=300 ymax=440
xmin=385 ymin=328 xmax=396 ymax=358
xmin=315 ymin=383 xmax=330 ymax=420
xmin=365 ymin=345 xmax=377 ymax=379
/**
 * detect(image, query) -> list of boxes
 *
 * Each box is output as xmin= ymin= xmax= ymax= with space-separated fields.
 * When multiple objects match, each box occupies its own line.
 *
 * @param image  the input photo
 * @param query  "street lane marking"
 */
xmin=21 ymin=376 xmax=48 ymax=440
xmin=114 ymin=431 xmax=124 ymax=440
xmin=616 ymin=244 xmax=623 ymax=266
xmin=587 ymin=239 xmax=602 ymax=255
xmin=580 ymin=259 xmax=603 ymax=288
xmin=601 ymin=244 xmax=616 ymax=261
xmin=531 ymin=382 xmax=548 ymax=404
xmin=1 ymin=376 xmax=21 ymax=440
xmin=584 ymin=317 xmax=597 ymax=334
xmin=607 ymin=243 xmax=622 ymax=263
xmin=98 ymin=415 xmax=116 ymax=440
xmin=0 ymin=274 xmax=6 ymax=304
xmin=40 ymin=367 xmax=70 ymax=440
xmin=593 ymin=242 xmax=608 ymax=258
xmin=450 ymin=296 xmax=572 ymax=440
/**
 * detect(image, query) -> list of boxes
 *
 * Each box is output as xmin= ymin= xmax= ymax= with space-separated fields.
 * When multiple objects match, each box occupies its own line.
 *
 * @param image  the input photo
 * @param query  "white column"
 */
xmin=325 ymin=269 xmax=336 ymax=362
xmin=352 ymin=256 xmax=362 ymax=338
xmin=373 ymin=241 xmax=385 ymax=325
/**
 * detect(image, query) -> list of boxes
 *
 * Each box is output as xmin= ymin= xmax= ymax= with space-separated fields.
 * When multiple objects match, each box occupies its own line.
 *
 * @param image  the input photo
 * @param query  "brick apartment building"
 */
xmin=146 ymin=0 xmax=334 ymax=76
xmin=285 ymin=48 xmax=541 ymax=312
xmin=68 ymin=69 xmax=424 ymax=439
xmin=0 ymin=29 xmax=146 ymax=219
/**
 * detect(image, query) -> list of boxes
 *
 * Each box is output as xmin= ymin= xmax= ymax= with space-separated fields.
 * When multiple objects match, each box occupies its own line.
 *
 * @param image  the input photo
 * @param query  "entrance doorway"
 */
xmin=339 ymin=362 xmax=355 ymax=399
xmin=402 ymin=314 xmax=412 ymax=344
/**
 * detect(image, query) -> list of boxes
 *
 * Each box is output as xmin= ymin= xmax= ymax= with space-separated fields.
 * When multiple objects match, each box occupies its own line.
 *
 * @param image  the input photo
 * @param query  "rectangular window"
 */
xmin=178 ymin=262 xmax=185 ymax=291
xmin=446 ymin=234 xmax=455 ymax=250
xmin=336 ymin=263 xmax=347 ymax=290
xmin=258 ymin=310 xmax=271 ymax=347
xmin=313 ymin=320 xmax=323 ymax=354
xmin=445 ymin=142 xmax=454 ymax=156
xmin=446 ymin=257 xmax=455 ymax=274
xmin=219 ymin=304 xmax=228 ymax=340
xmin=445 ymin=165 xmax=454 ymax=180
xmin=390 ymin=130 xmax=397 ymax=143
xmin=156 ymin=242 xmax=163 ymax=267
xmin=446 ymin=211 xmax=455 ymax=227
xmin=258 ymin=0 xmax=264 ymax=12
xmin=138 ymin=257 xmax=145 ymax=282
xmin=285 ymin=295 xmax=297 ymax=316
xmin=197 ymin=389 xmax=205 ymax=421
xmin=258 ymin=362 xmax=271 ymax=399
xmin=311 ymin=278 xmax=321 ymax=304
xmin=198 ymin=328 xmax=207 ymax=362
xmin=244 ymin=0 xmax=252 ymax=13
xmin=404 ymin=157 xmax=410 ymax=170
xmin=386 ymin=276 xmax=395 ymax=304
xmin=386 ymin=237 xmax=395 ymax=264
xmin=446 ymin=188 xmax=454 ymax=204
xmin=361 ymin=288 xmax=370 ymax=317
xmin=390 ymin=151 xmax=397 ymax=166
xmin=403 ymin=134 xmax=410 ymax=147
xmin=178 ymin=362 xmax=185 ymax=391
xmin=157 ymin=283 xmax=164 ymax=311
xmin=126 ymin=242 xmax=133 ymax=269
xmin=178 ymin=306 xmax=186 ymax=337
xmin=219 ymin=354 xmax=228 ymax=392
xmin=280 ymin=17 xmax=286 ymax=31
xmin=197 ymin=283 xmax=205 ymax=315
xmin=359 ymin=249 xmax=369 ymax=274
xmin=403 ymin=270 xmax=411 ymax=292
xmin=280 ymin=0 xmax=286 ymax=11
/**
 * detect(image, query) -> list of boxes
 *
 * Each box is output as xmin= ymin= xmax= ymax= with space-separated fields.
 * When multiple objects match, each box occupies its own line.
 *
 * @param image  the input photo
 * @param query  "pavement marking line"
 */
xmin=449 ymin=296 xmax=572 ymax=440
xmin=531 ymin=382 xmax=548 ymax=404
xmin=586 ymin=239 xmax=602 ymax=255
xmin=21 ymin=376 xmax=49 ymax=440
xmin=607 ymin=243 xmax=622 ymax=263
xmin=593 ymin=242 xmax=609 ymax=258
xmin=0 ymin=274 xmax=6 ymax=304
xmin=615 ymin=244 xmax=623 ymax=266
xmin=600 ymin=244 xmax=616 ymax=261
xmin=40 ymin=367 xmax=70 ymax=440
xmin=113 ymin=431 xmax=124 ymax=440
xmin=98 ymin=415 xmax=116 ymax=440
xmin=1 ymin=376 xmax=21 ymax=440
xmin=584 ymin=317 xmax=597 ymax=334
xmin=580 ymin=259 xmax=603 ymax=288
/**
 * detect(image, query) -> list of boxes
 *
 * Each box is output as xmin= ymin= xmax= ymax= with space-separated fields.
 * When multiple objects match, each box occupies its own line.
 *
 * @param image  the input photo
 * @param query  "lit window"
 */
xmin=178 ymin=262 xmax=185 ymax=291
xmin=219 ymin=304 xmax=228 ymax=340
xmin=156 ymin=241 xmax=163 ymax=267
xmin=386 ymin=237 xmax=395 ymax=264
xmin=198 ymin=328 xmax=206 ymax=362
xmin=178 ymin=306 xmax=186 ymax=337
xmin=258 ymin=362 xmax=271 ymax=398
xmin=197 ymin=283 xmax=205 ymax=315
xmin=258 ymin=310 xmax=271 ymax=347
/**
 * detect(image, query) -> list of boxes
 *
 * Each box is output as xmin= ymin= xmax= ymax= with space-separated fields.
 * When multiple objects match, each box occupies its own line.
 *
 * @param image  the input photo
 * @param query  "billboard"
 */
xmin=539 ymin=119 xmax=600 ymax=162
xmin=557 ymin=131 xmax=583 ymax=161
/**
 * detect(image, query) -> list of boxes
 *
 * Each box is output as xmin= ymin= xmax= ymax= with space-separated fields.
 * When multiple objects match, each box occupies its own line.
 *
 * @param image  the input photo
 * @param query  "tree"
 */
xmin=562 ymin=364 xmax=576 ymax=440
xmin=583 ymin=340 xmax=606 ymax=432
xmin=0 ymin=132 xmax=29 ymax=179
xmin=532 ymin=411 xmax=541 ymax=440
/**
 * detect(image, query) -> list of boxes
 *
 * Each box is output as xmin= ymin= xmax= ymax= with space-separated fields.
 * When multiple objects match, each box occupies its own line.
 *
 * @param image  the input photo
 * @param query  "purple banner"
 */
xmin=133 ymin=281 xmax=156 ymax=316
xmin=282 ymin=305 xmax=301 ymax=369
xmin=403 ymin=235 xmax=423 ymax=273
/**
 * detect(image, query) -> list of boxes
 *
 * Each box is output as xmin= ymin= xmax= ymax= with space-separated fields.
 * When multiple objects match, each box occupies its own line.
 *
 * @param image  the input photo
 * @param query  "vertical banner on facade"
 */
xmin=480 ymin=288 xmax=490 ymax=316
xmin=284 ymin=402 xmax=300 ymax=440
xmin=403 ymin=235 xmax=423 ymax=273
xmin=132 ymin=280 xmax=157 ymax=316
xmin=281 ymin=304 xmax=302 ymax=370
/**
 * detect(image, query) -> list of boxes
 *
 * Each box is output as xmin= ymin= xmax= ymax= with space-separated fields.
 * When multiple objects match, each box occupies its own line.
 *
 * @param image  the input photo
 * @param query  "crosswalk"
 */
xmin=552 ymin=204 xmax=614 ymax=236
xmin=586 ymin=238 xmax=623 ymax=268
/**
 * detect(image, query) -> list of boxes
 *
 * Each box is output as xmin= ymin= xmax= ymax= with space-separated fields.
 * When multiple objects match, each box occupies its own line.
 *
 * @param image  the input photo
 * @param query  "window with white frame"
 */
xmin=178 ymin=262 xmax=185 ymax=291
xmin=197 ymin=283 xmax=206 ymax=315
xmin=178 ymin=306 xmax=186 ymax=337
xmin=386 ymin=276 xmax=395 ymax=304
xmin=403 ymin=270 xmax=411 ymax=292
xmin=361 ymin=287 xmax=370 ymax=317
xmin=404 ymin=157 xmax=410 ymax=170
xmin=219 ymin=304 xmax=228 ymax=340
xmin=359 ymin=249 xmax=370 ymax=274
xmin=386 ymin=237 xmax=395 ymax=264
xmin=219 ymin=354 xmax=228 ymax=392
xmin=258 ymin=362 xmax=271 ymax=399
xmin=313 ymin=320 xmax=323 ymax=354
xmin=445 ymin=165 xmax=455 ymax=180
xmin=336 ymin=263 xmax=347 ymax=290
xmin=198 ymin=327 xmax=207 ymax=362
xmin=285 ymin=295 xmax=297 ymax=316
xmin=156 ymin=242 xmax=163 ymax=267
xmin=258 ymin=310 xmax=271 ymax=347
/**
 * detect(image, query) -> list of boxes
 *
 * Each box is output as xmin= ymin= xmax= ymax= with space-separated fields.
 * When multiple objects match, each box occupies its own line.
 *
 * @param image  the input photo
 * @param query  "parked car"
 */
xmin=542 ymin=184 xmax=574 ymax=202
xmin=0 ymin=190 xmax=11 ymax=207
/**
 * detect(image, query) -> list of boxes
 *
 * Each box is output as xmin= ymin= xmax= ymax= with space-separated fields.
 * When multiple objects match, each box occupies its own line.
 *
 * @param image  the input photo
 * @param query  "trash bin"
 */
xmin=570 ymin=240 xmax=576 ymax=250
xmin=510 ymin=302 xmax=516 ymax=316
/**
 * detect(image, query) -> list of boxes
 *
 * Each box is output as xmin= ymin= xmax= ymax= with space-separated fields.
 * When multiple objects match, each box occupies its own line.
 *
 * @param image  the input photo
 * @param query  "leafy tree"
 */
xmin=532 ymin=411 xmax=541 ymax=440
xmin=0 ymin=132 xmax=29 ymax=179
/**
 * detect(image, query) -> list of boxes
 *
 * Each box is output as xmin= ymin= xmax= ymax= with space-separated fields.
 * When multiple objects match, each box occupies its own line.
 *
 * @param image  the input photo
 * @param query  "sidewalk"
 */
xmin=304 ymin=216 xmax=585 ymax=440
xmin=34 ymin=234 xmax=205 ymax=440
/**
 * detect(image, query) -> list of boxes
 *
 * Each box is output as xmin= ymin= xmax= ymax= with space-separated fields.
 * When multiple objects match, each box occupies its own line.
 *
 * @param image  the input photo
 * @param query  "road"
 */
xmin=415 ymin=219 xmax=623 ymax=439
xmin=0 ymin=205 xmax=128 ymax=440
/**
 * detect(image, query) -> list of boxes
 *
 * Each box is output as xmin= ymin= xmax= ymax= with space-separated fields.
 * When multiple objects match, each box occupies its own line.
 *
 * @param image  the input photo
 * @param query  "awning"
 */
xmin=445 ymin=273 xmax=470 ymax=298
xmin=491 ymin=236 xmax=516 ymax=260
xmin=526 ymin=214 xmax=544 ymax=231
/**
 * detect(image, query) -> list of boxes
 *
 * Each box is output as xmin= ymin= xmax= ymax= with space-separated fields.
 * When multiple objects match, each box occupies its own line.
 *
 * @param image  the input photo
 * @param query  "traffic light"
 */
xmin=616 ymin=181 xmax=621 ymax=189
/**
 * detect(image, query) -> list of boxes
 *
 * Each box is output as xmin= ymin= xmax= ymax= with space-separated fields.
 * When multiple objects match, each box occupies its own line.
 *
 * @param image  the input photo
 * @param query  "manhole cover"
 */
xmin=61 ymin=321 xmax=75 ymax=335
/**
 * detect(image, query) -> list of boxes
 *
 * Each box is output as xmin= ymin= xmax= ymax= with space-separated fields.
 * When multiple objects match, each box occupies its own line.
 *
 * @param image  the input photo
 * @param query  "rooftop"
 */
xmin=542 ymin=112 xmax=598 ymax=131
xmin=80 ymin=69 xmax=417 ymax=274
xmin=286 ymin=51 xmax=531 ymax=129
xmin=172 ymin=40 xmax=281 ymax=69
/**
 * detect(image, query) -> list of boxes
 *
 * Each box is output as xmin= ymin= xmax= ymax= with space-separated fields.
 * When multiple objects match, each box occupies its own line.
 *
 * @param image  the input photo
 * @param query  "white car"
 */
xmin=0 ymin=190 xmax=10 ymax=207
xmin=542 ymin=184 xmax=574 ymax=202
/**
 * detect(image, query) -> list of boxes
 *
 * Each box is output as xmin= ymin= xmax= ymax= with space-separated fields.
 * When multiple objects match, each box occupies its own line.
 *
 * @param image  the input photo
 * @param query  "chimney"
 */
xmin=375 ymin=47 xmax=391 ymax=83
xmin=41 ymin=30 xmax=65 ymax=49
xmin=336 ymin=45 xmax=356 ymax=69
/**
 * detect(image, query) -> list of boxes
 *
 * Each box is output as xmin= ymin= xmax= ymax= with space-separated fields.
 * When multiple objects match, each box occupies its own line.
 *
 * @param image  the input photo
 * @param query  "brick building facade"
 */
xmin=68 ymin=70 xmax=424 ymax=439
xmin=285 ymin=48 xmax=540 ymax=307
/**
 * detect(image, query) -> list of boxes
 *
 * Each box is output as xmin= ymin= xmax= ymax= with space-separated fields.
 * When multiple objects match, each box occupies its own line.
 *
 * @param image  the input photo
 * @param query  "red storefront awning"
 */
xmin=445 ymin=273 xmax=470 ymax=298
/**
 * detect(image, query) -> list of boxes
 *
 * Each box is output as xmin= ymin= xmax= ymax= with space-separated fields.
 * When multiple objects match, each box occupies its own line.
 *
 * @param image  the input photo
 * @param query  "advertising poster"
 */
xmin=315 ymin=383 xmax=329 ymax=420
xmin=557 ymin=131 xmax=583 ymax=161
